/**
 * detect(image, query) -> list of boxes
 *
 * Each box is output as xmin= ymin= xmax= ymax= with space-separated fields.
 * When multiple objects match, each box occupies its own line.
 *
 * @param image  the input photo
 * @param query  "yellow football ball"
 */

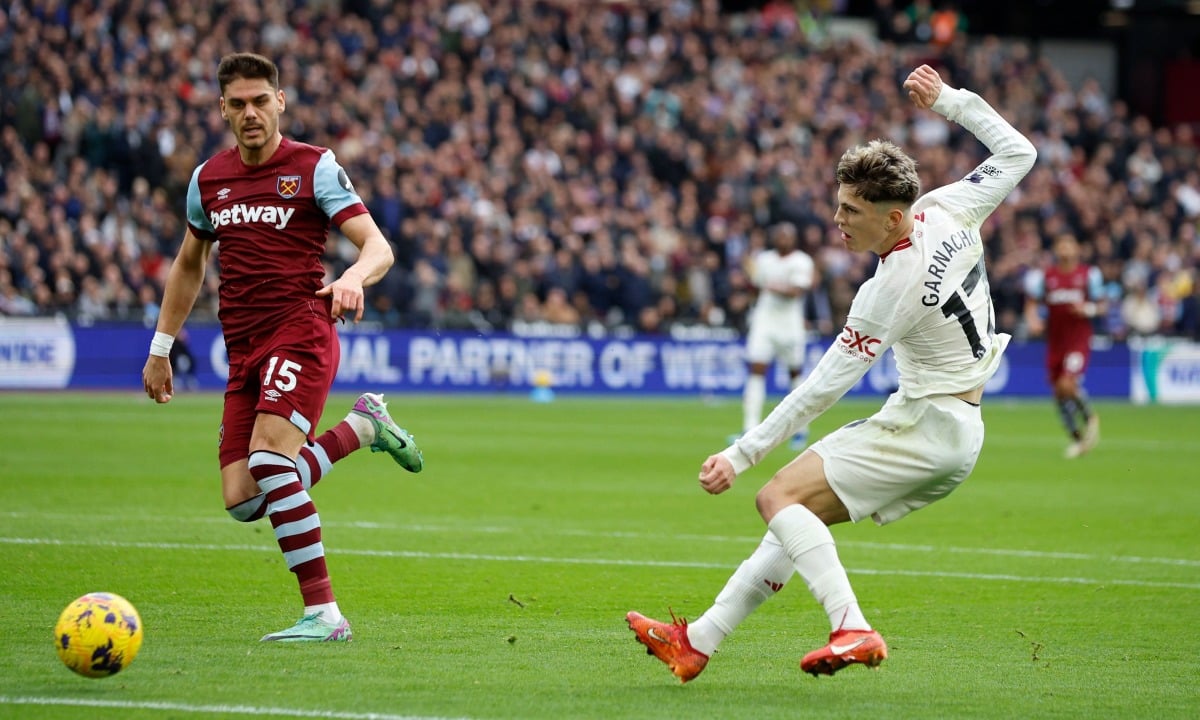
xmin=54 ymin=592 xmax=143 ymax=678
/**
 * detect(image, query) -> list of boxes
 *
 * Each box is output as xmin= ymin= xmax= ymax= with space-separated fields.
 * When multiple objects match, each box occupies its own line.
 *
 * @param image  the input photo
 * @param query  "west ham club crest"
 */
xmin=276 ymin=175 xmax=301 ymax=198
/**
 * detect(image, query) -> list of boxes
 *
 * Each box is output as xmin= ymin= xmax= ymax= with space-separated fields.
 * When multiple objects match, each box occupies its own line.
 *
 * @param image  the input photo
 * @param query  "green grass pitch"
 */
xmin=1 ymin=391 xmax=1197 ymax=719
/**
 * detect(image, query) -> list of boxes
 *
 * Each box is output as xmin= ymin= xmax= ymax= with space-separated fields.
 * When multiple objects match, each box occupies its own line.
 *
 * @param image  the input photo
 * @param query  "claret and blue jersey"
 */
xmin=185 ymin=138 xmax=368 ymax=343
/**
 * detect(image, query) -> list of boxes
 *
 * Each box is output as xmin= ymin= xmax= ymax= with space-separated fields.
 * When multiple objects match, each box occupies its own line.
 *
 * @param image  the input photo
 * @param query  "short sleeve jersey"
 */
xmin=749 ymin=248 xmax=815 ymax=326
xmin=186 ymin=138 xmax=368 ymax=344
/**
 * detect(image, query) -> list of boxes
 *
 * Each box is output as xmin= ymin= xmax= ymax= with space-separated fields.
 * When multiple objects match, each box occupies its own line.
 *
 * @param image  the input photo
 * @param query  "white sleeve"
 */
xmin=921 ymin=87 xmax=1037 ymax=226
xmin=751 ymin=252 xmax=768 ymax=289
xmin=720 ymin=328 xmax=883 ymax=473
xmin=793 ymin=253 xmax=815 ymax=291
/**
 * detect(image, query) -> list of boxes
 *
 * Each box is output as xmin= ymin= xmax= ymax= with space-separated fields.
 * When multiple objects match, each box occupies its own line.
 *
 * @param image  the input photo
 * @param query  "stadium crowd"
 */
xmin=1 ymin=0 xmax=1198 ymax=341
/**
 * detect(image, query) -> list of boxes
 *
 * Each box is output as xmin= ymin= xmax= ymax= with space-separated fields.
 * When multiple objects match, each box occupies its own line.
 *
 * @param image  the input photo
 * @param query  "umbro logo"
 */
xmin=264 ymin=389 xmax=282 ymax=401
xmin=217 ymin=187 xmax=232 ymax=200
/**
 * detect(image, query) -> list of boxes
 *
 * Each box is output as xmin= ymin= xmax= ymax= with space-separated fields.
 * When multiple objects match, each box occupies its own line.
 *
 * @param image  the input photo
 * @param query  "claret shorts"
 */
xmin=218 ymin=309 xmax=339 ymax=468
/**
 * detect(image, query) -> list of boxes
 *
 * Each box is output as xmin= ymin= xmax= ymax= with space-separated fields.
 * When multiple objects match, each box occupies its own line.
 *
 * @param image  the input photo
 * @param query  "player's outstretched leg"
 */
xmin=626 ymin=610 xmax=710 ymax=683
xmin=799 ymin=628 xmax=887 ymax=676
xmin=260 ymin=611 xmax=353 ymax=642
xmin=351 ymin=393 xmax=423 ymax=473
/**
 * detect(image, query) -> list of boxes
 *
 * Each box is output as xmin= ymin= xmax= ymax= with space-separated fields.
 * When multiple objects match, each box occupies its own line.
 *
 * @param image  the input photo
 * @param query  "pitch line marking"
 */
xmin=0 ymin=696 xmax=469 ymax=720
xmin=2 ymin=511 xmax=1196 ymax=568
xmin=2 ymin=536 xmax=1198 ymax=591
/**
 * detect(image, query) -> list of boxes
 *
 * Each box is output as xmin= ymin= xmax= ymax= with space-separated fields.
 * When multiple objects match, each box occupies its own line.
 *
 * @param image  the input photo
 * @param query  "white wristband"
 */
xmin=149 ymin=332 xmax=175 ymax=358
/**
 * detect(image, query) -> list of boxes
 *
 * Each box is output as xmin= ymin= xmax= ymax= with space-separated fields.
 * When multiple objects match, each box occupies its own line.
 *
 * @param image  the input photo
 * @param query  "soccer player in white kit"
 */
xmin=627 ymin=64 xmax=1036 ymax=682
xmin=739 ymin=222 xmax=815 ymax=449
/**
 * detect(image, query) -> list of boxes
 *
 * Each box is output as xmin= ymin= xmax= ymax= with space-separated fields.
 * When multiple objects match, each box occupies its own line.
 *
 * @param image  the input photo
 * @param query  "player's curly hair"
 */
xmin=217 ymin=53 xmax=280 ymax=95
xmin=835 ymin=139 xmax=921 ymax=206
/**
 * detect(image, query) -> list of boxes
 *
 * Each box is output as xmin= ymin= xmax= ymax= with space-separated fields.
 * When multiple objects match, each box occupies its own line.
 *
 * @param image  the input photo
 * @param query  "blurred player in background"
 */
xmin=627 ymin=64 xmax=1036 ymax=682
xmin=736 ymin=221 xmax=815 ymax=450
xmin=1023 ymin=233 xmax=1105 ymax=457
xmin=167 ymin=327 xmax=199 ymax=391
xmin=142 ymin=53 xmax=423 ymax=643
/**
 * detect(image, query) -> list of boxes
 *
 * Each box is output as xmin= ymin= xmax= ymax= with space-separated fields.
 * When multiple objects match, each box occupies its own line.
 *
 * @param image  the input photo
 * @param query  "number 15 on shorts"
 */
xmin=264 ymin=356 xmax=302 ymax=392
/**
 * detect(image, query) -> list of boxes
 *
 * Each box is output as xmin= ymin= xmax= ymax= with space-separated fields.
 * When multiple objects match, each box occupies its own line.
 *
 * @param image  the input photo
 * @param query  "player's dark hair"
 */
xmin=770 ymin=222 xmax=797 ymax=243
xmin=217 ymin=53 xmax=280 ymax=95
xmin=836 ymin=139 xmax=921 ymax=206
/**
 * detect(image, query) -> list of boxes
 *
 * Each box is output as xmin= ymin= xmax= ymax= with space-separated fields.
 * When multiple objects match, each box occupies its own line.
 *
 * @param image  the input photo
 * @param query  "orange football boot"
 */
xmin=626 ymin=610 xmax=710 ymax=683
xmin=800 ymin=628 xmax=887 ymax=676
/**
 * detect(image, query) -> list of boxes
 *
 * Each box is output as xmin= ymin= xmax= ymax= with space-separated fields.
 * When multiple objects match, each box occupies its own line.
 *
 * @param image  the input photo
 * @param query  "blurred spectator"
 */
xmin=542 ymin=286 xmax=581 ymax=327
xmin=0 ymin=271 xmax=36 ymax=315
xmin=0 ymin=0 xmax=1196 ymax=348
xmin=929 ymin=2 xmax=967 ymax=50
xmin=1121 ymin=280 xmax=1162 ymax=337
xmin=1176 ymin=272 xmax=1200 ymax=339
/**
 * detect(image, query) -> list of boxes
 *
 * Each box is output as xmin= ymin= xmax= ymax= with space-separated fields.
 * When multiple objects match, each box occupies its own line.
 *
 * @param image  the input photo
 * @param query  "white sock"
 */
xmin=767 ymin=504 xmax=870 ymax=632
xmin=742 ymin=374 xmax=766 ymax=433
xmin=687 ymin=532 xmax=794 ymax=655
xmin=305 ymin=601 xmax=343 ymax=624
xmin=345 ymin=413 xmax=374 ymax=448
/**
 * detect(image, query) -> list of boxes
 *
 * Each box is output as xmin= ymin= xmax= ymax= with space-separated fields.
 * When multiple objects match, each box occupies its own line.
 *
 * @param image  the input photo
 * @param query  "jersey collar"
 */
xmin=879 ymin=237 xmax=912 ymax=262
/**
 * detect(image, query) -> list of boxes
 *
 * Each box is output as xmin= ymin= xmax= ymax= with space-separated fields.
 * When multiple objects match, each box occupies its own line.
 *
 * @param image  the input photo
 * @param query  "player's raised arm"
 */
xmin=908 ymin=64 xmax=1037 ymax=225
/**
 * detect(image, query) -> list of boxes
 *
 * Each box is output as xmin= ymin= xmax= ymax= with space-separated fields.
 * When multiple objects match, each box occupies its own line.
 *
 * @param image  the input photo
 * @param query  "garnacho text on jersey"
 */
xmin=921 ymin=228 xmax=979 ymax=306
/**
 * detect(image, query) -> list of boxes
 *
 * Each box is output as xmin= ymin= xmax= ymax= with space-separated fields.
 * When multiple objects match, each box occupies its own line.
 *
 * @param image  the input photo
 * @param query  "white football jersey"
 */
xmin=749 ymin=248 xmax=814 ymax=324
xmin=724 ymin=86 xmax=1036 ymax=473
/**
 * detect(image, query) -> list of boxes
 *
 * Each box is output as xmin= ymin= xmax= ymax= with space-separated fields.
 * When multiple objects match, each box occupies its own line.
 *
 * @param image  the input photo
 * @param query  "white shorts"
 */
xmin=745 ymin=319 xmax=805 ymax=367
xmin=810 ymin=393 xmax=984 ymax=525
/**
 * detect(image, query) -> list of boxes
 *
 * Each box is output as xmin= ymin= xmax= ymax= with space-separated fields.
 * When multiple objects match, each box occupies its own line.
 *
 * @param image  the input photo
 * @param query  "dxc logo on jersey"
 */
xmin=209 ymin=204 xmax=295 ymax=230
xmin=837 ymin=325 xmax=881 ymax=361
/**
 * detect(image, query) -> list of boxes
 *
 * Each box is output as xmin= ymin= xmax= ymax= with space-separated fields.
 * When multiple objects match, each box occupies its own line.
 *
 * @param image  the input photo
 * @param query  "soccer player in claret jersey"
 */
xmin=1024 ymin=233 xmax=1104 ymax=458
xmin=142 ymin=53 xmax=424 ymax=642
xmin=627 ymin=64 xmax=1037 ymax=682
xmin=736 ymin=221 xmax=815 ymax=451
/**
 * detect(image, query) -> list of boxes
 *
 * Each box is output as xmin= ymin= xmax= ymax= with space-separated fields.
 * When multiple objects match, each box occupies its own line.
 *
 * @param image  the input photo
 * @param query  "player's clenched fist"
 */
xmin=903 ymin=64 xmax=947 ymax=110
xmin=698 ymin=454 xmax=735 ymax=495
